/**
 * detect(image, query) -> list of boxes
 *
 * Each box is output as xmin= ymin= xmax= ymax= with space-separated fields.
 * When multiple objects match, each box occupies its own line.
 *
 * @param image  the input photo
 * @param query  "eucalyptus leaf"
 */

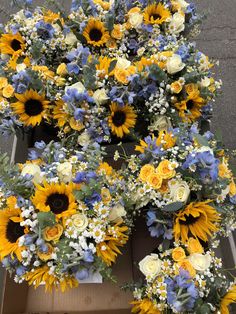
xmin=162 ymin=202 xmax=184 ymax=212
xmin=148 ymin=64 xmax=168 ymax=83
xmin=196 ymin=304 xmax=211 ymax=314
xmin=193 ymin=133 xmax=209 ymax=147
xmin=37 ymin=212 xmax=56 ymax=229
xmin=108 ymin=60 xmax=117 ymax=74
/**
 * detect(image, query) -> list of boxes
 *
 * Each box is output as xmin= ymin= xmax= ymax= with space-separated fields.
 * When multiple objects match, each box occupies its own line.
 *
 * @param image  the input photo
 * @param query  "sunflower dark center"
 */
xmin=180 ymin=214 xmax=200 ymax=225
xmin=24 ymin=99 xmax=43 ymax=116
xmin=6 ymin=220 xmax=25 ymax=243
xmin=186 ymin=100 xmax=195 ymax=110
xmin=151 ymin=13 xmax=161 ymax=20
xmin=46 ymin=193 xmax=69 ymax=214
xmin=89 ymin=28 xmax=103 ymax=42
xmin=11 ymin=39 xmax=22 ymax=51
xmin=112 ymin=110 xmax=126 ymax=127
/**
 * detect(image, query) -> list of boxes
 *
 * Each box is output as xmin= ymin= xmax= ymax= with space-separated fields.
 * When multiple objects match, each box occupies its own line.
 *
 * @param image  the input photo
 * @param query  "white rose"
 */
xmin=188 ymin=254 xmax=212 ymax=272
xmin=201 ymin=77 xmax=211 ymax=87
xmin=77 ymin=131 xmax=91 ymax=147
xmin=57 ymin=162 xmax=73 ymax=183
xmin=175 ymin=0 xmax=189 ymax=10
xmin=66 ymin=82 xmax=85 ymax=94
xmin=169 ymin=13 xmax=185 ymax=35
xmin=65 ymin=32 xmax=78 ymax=46
xmin=116 ymin=57 xmax=131 ymax=70
xmin=71 ymin=214 xmax=88 ymax=232
xmin=109 ymin=203 xmax=126 ymax=222
xmin=93 ymin=88 xmax=109 ymax=105
xmin=149 ymin=115 xmax=172 ymax=132
xmin=129 ymin=12 xmax=143 ymax=28
xmin=16 ymin=63 xmax=27 ymax=73
xmin=139 ymin=254 xmax=162 ymax=279
xmin=169 ymin=180 xmax=190 ymax=203
xmin=166 ymin=54 xmax=185 ymax=74
xmin=21 ymin=164 xmax=43 ymax=184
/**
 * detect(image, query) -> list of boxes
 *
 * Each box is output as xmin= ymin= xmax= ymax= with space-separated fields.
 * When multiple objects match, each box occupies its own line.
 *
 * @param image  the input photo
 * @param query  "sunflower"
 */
xmin=108 ymin=102 xmax=137 ymax=138
xmin=143 ymin=3 xmax=171 ymax=25
xmin=220 ymin=285 xmax=236 ymax=314
xmin=174 ymin=84 xmax=206 ymax=122
xmin=24 ymin=265 xmax=78 ymax=292
xmin=0 ymin=197 xmax=25 ymax=261
xmin=32 ymin=182 xmax=77 ymax=220
xmin=0 ymin=33 xmax=25 ymax=56
xmin=11 ymin=90 xmax=50 ymax=127
xmin=173 ymin=201 xmax=220 ymax=243
xmin=131 ymin=299 xmax=161 ymax=314
xmin=96 ymin=223 xmax=129 ymax=266
xmin=83 ymin=18 xmax=110 ymax=47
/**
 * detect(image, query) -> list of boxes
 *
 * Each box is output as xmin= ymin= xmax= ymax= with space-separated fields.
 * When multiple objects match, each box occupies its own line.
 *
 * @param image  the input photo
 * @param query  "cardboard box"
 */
xmin=1 ymin=244 xmax=133 ymax=314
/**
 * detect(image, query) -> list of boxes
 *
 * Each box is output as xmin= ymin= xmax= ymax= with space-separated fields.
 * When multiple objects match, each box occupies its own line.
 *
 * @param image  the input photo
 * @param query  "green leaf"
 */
xmin=108 ymin=60 xmax=117 ymax=74
xmin=162 ymin=202 xmax=184 ymax=212
xmin=184 ymin=72 xmax=203 ymax=83
xmin=37 ymin=212 xmax=56 ymax=229
xmin=31 ymin=41 xmax=43 ymax=61
xmin=196 ymin=304 xmax=211 ymax=314
xmin=193 ymin=133 xmax=209 ymax=147
xmin=57 ymin=238 xmax=73 ymax=260
xmin=105 ymin=13 xmax=115 ymax=32
xmin=148 ymin=64 xmax=168 ymax=83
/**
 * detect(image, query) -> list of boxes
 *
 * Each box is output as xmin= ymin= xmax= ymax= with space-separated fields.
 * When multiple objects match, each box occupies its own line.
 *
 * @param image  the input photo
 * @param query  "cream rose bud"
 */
xmin=16 ymin=63 xmax=27 ymax=73
xmin=109 ymin=203 xmax=126 ymax=222
xmin=201 ymin=77 xmax=211 ymax=87
xmin=166 ymin=54 xmax=185 ymax=74
xmin=176 ymin=0 xmax=189 ymax=10
xmin=93 ymin=88 xmax=109 ymax=105
xmin=78 ymin=131 xmax=91 ymax=147
xmin=129 ymin=12 xmax=143 ymax=28
xmin=188 ymin=253 xmax=212 ymax=272
xmin=65 ymin=32 xmax=78 ymax=46
xmin=21 ymin=164 xmax=43 ymax=184
xmin=149 ymin=115 xmax=172 ymax=132
xmin=169 ymin=13 xmax=185 ymax=35
xmin=71 ymin=214 xmax=88 ymax=232
xmin=139 ymin=254 xmax=162 ymax=279
xmin=116 ymin=57 xmax=131 ymax=70
xmin=66 ymin=82 xmax=85 ymax=94
xmin=57 ymin=162 xmax=73 ymax=183
xmin=169 ymin=181 xmax=190 ymax=203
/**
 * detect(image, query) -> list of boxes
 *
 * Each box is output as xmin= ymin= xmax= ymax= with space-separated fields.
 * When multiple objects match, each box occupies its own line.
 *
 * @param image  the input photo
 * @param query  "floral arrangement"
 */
xmin=0 ymin=141 xmax=131 ymax=291
xmin=0 ymin=0 xmax=220 ymax=147
xmin=131 ymin=240 xmax=236 ymax=313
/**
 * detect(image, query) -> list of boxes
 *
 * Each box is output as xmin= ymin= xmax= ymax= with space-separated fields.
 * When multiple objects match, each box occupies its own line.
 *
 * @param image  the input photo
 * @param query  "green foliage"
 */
xmin=148 ymin=64 xmax=168 ymax=83
xmin=27 ymin=69 xmax=44 ymax=91
xmin=0 ymin=153 xmax=33 ymax=198
xmin=162 ymin=202 xmax=184 ymax=212
xmin=83 ymin=60 xmax=97 ymax=90
xmin=108 ymin=60 xmax=117 ymax=74
xmin=105 ymin=13 xmax=115 ymax=32
xmin=193 ymin=133 xmax=209 ymax=147
xmin=37 ymin=212 xmax=56 ymax=230
xmin=184 ymin=72 xmax=203 ymax=84
xmin=31 ymin=41 xmax=43 ymax=62
xmin=56 ymin=238 xmax=73 ymax=261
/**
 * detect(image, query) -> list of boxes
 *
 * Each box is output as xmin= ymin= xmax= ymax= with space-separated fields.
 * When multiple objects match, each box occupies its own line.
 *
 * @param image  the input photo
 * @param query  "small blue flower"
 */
xmin=83 ymin=250 xmax=94 ymax=263
xmin=16 ymin=266 xmax=27 ymax=276
xmin=67 ymin=63 xmax=80 ymax=74
xmin=75 ymin=268 xmax=89 ymax=281
xmin=74 ymin=108 xmax=86 ymax=121
xmin=36 ymin=21 xmax=55 ymax=40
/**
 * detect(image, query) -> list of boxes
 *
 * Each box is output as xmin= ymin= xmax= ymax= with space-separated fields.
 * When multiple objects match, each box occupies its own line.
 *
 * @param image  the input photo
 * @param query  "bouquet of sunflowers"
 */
xmin=0 ymin=0 xmax=236 ymax=312
xmin=0 ymin=141 xmax=131 ymax=291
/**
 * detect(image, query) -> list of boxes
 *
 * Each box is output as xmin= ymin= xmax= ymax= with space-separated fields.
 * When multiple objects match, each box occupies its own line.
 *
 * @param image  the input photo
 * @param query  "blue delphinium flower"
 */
xmin=176 ymin=45 xmax=190 ymax=62
xmin=83 ymin=250 xmax=94 ymax=263
xmin=75 ymin=268 xmax=89 ymax=281
xmin=36 ymin=21 xmax=55 ymax=40
xmin=183 ymin=150 xmax=219 ymax=183
xmin=147 ymin=210 xmax=173 ymax=239
xmin=165 ymin=270 xmax=198 ymax=312
xmin=12 ymin=70 xmax=31 ymax=93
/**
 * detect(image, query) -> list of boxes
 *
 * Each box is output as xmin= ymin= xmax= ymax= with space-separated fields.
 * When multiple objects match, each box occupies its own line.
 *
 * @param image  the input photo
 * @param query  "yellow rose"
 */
xmin=170 ymin=81 xmax=183 ymax=94
xmin=114 ymin=66 xmax=136 ymax=84
xmin=101 ymin=187 xmax=112 ymax=205
xmin=37 ymin=244 xmax=54 ymax=261
xmin=139 ymin=164 xmax=155 ymax=182
xmin=178 ymin=259 xmax=196 ymax=277
xmin=111 ymin=24 xmax=123 ymax=40
xmin=106 ymin=38 xmax=117 ymax=49
xmin=172 ymin=247 xmax=186 ymax=262
xmin=147 ymin=173 xmax=163 ymax=190
xmin=57 ymin=63 xmax=68 ymax=76
xmin=187 ymin=237 xmax=204 ymax=254
xmin=230 ymin=180 xmax=236 ymax=196
xmin=185 ymin=83 xmax=198 ymax=95
xmin=44 ymin=224 xmax=63 ymax=242
xmin=157 ymin=160 xmax=176 ymax=180
xmin=0 ymin=77 xmax=8 ymax=90
xmin=2 ymin=84 xmax=14 ymax=98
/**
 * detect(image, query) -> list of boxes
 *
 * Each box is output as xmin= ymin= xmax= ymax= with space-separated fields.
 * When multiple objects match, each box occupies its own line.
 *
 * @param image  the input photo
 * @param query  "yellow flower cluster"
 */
xmin=139 ymin=160 xmax=176 ymax=190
